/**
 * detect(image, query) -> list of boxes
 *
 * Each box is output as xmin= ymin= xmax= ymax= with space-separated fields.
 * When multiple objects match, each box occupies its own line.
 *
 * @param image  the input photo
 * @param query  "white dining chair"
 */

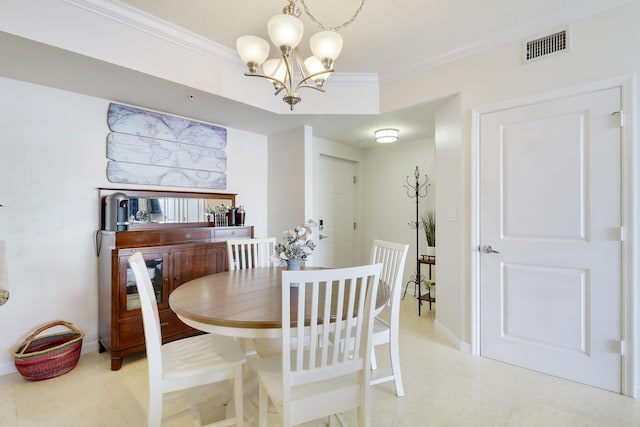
xmin=256 ymin=263 xmax=382 ymax=427
xmin=128 ymin=252 xmax=245 ymax=427
xmin=369 ymin=239 xmax=409 ymax=397
xmin=226 ymin=237 xmax=277 ymax=357
xmin=227 ymin=237 xmax=277 ymax=270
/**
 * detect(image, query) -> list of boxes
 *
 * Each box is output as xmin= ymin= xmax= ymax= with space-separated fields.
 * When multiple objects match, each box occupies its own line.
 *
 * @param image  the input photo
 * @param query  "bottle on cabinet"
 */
xmin=235 ymin=206 xmax=246 ymax=226
xmin=226 ymin=206 xmax=237 ymax=226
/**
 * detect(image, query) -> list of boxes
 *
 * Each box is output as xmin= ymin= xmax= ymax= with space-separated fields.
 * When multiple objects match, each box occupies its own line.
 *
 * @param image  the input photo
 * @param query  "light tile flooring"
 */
xmin=2 ymin=295 xmax=640 ymax=426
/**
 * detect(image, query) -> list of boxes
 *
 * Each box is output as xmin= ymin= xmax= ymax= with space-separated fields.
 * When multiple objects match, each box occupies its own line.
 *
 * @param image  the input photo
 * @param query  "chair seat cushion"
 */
xmin=162 ymin=334 xmax=245 ymax=380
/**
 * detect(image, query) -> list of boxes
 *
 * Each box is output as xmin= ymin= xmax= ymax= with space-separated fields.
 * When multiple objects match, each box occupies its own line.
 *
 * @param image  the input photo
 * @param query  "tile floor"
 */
xmin=2 ymin=295 xmax=640 ymax=426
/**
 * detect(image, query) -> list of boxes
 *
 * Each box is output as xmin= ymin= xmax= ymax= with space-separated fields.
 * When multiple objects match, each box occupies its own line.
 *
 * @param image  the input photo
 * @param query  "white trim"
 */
xmin=59 ymin=0 xmax=379 ymax=88
xmin=435 ymin=319 xmax=470 ymax=353
xmin=471 ymin=74 xmax=637 ymax=397
xmin=470 ymin=109 xmax=482 ymax=357
xmin=620 ymin=74 xmax=638 ymax=398
xmin=60 ymin=0 xmax=631 ymax=87
xmin=380 ymin=1 xmax=637 ymax=84
xmin=61 ymin=0 xmax=245 ymax=69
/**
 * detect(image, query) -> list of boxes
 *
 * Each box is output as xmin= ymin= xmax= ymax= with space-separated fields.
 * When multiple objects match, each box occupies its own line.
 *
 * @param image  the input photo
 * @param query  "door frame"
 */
xmin=470 ymin=75 xmax=637 ymax=397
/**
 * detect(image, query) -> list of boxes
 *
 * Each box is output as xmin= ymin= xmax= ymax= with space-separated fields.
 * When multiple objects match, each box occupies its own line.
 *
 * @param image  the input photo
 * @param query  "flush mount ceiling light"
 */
xmin=375 ymin=128 xmax=400 ymax=143
xmin=236 ymin=0 xmax=366 ymax=110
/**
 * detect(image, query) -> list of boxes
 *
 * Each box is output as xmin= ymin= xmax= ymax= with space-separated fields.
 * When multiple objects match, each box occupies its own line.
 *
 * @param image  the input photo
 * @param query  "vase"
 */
xmin=286 ymin=259 xmax=301 ymax=270
xmin=425 ymin=246 xmax=436 ymax=257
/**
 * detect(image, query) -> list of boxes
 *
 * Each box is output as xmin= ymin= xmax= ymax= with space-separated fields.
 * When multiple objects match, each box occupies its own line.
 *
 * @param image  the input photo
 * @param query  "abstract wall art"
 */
xmin=106 ymin=103 xmax=227 ymax=189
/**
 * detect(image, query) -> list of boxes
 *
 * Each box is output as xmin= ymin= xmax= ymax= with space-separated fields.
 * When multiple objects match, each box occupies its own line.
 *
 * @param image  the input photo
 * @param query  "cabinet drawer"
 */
xmin=118 ymin=310 xmax=190 ymax=348
xmin=116 ymin=231 xmax=163 ymax=247
xmin=214 ymin=227 xmax=251 ymax=240
xmin=164 ymin=229 xmax=212 ymax=243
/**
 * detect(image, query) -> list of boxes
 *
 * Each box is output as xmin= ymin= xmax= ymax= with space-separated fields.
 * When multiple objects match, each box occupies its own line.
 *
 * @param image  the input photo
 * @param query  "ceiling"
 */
xmin=1 ymin=0 xmax=634 ymax=146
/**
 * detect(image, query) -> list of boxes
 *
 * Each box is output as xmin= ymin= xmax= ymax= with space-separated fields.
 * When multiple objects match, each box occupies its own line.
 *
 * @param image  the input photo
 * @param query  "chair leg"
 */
xmin=389 ymin=332 xmax=404 ymax=397
xmin=188 ymin=390 xmax=202 ymax=427
xmin=148 ymin=389 xmax=163 ymax=427
xmin=234 ymin=366 xmax=244 ymax=427
xmin=258 ymin=382 xmax=268 ymax=427
xmin=358 ymin=402 xmax=370 ymax=427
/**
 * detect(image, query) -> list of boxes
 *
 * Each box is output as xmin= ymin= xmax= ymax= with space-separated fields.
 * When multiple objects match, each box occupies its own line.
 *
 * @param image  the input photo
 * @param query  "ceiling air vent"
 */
xmin=523 ymin=27 xmax=569 ymax=63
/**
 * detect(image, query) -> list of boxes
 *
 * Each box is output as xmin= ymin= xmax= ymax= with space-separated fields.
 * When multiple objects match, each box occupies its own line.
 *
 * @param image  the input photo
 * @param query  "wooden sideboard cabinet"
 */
xmin=97 ymin=225 xmax=253 ymax=370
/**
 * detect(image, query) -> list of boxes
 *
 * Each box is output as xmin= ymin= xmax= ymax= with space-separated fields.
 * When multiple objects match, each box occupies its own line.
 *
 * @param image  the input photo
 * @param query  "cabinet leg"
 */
xmin=111 ymin=357 xmax=123 ymax=371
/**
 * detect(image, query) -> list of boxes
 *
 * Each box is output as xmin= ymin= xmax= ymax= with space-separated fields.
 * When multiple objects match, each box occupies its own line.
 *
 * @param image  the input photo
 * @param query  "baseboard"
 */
xmin=434 ymin=319 xmax=471 ymax=353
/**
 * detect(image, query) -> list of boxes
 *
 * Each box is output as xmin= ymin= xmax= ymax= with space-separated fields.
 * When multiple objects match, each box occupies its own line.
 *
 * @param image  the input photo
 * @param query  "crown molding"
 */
xmin=323 ymin=73 xmax=379 ymax=88
xmin=380 ymin=0 xmax=637 ymax=84
xmin=60 ymin=0 xmax=379 ymax=88
xmin=60 ymin=0 xmax=243 ymax=70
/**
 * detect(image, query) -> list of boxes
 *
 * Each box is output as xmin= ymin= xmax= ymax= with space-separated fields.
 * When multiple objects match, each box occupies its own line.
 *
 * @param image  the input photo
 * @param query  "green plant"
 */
xmin=422 ymin=211 xmax=436 ymax=247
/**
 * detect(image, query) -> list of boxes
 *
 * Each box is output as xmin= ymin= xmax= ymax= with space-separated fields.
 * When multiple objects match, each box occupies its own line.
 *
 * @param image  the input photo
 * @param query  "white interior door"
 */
xmin=313 ymin=156 xmax=357 ymax=268
xmin=479 ymin=87 xmax=623 ymax=392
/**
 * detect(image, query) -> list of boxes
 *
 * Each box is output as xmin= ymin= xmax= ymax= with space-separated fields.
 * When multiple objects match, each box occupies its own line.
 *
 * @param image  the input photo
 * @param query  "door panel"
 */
xmin=502 ymin=113 xmax=585 ymax=239
xmin=480 ymin=87 xmax=622 ymax=392
xmin=314 ymin=156 xmax=357 ymax=268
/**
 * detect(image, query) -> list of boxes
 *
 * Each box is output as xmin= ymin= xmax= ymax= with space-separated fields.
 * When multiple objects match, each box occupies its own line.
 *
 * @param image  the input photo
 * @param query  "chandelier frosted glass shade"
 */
xmin=304 ymin=56 xmax=332 ymax=86
xmin=267 ymin=14 xmax=304 ymax=50
xmin=263 ymin=58 xmax=287 ymax=84
xmin=236 ymin=35 xmax=270 ymax=73
xmin=375 ymin=128 xmax=400 ymax=143
xmin=310 ymin=31 xmax=343 ymax=68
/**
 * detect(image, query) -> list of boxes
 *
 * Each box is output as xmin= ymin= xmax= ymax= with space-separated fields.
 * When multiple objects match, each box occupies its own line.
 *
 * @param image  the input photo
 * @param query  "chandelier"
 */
xmin=236 ymin=0 xmax=366 ymax=110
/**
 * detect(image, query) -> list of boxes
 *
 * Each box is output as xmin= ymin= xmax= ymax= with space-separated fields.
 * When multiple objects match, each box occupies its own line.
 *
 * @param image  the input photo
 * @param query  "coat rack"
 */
xmin=402 ymin=166 xmax=430 ymax=301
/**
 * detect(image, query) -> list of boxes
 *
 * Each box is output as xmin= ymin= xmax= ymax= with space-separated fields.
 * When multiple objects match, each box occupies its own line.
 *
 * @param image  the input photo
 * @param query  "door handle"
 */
xmin=483 ymin=245 xmax=500 ymax=254
xmin=319 ymin=235 xmax=328 ymax=240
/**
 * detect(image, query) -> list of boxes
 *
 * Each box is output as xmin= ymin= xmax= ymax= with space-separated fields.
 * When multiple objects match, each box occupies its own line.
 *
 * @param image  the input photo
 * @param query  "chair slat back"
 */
xmin=281 ymin=264 xmax=382 ymax=390
xmin=128 ymin=252 xmax=163 ymax=387
xmin=227 ymin=237 xmax=277 ymax=270
xmin=370 ymin=240 xmax=409 ymax=313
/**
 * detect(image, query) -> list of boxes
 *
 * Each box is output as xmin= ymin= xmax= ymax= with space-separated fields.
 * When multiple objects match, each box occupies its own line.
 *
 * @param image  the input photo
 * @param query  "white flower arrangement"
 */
xmin=273 ymin=220 xmax=317 ymax=261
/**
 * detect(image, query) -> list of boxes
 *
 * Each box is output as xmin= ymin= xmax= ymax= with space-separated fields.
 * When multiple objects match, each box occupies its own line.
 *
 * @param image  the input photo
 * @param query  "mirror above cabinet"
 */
xmin=99 ymin=188 xmax=236 ymax=231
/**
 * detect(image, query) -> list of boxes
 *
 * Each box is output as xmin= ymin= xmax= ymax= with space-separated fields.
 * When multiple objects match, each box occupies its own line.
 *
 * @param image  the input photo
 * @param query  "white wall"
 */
xmin=380 ymin=1 xmax=640 ymax=391
xmin=307 ymin=135 xmax=436 ymax=287
xmin=0 ymin=76 xmax=268 ymax=375
xmin=360 ymin=138 xmax=436 ymax=284
xmin=267 ymin=127 xmax=307 ymax=238
xmin=434 ymin=96 xmax=464 ymax=348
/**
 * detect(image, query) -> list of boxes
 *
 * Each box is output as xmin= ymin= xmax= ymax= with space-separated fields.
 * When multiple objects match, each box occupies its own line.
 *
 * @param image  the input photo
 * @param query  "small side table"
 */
xmin=417 ymin=255 xmax=435 ymax=315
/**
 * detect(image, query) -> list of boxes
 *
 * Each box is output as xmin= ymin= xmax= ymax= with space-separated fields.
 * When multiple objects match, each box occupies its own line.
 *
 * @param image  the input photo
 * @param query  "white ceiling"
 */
xmin=1 ymin=0 xmax=634 ymax=146
xmin=117 ymin=0 xmax=630 ymax=81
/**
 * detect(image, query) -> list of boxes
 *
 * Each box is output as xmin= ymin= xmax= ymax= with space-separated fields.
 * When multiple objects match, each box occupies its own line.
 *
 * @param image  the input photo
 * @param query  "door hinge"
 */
xmin=353 ymin=222 xmax=357 ymax=230
xmin=353 ymin=176 xmax=357 ymax=184
xmin=619 ymin=226 xmax=625 ymax=242
xmin=620 ymin=340 xmax=625 ymax=356
xmin=612 ymin=110 xmax=624 ymax=128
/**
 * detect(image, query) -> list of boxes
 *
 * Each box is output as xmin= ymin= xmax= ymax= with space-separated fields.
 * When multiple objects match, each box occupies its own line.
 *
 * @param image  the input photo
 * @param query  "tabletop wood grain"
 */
xmin=169 ymin=267 xmax=390 ymax=332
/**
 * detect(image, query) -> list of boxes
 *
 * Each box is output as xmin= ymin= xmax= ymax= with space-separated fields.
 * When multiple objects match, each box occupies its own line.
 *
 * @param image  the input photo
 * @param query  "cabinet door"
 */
xmin=118 ymin=251 xmax=170 ymax=316
xmin=172 ymin=244 xmax=226 ymax=290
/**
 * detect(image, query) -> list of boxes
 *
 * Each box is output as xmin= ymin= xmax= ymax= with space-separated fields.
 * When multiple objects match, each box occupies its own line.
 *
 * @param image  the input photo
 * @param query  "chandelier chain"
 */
xmin=298 ymin=0 xmax=366 ymax=32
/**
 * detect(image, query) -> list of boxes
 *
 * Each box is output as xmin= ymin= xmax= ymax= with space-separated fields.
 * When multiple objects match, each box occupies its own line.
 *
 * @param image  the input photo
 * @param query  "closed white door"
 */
xmin=313 ymin=155 xmax=357 ymax=268
xmin=479 ymin=87 xmax=622 ymax=392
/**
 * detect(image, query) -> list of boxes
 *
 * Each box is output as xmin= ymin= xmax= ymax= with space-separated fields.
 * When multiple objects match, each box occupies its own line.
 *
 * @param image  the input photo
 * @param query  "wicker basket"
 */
xmin=13 ymin=320 xmax=84 ymax=381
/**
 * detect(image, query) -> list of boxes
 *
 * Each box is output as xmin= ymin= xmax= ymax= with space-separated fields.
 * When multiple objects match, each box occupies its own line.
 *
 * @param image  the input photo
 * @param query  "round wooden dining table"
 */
xmin=169 ymin=266 xmax=390 ymax=339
